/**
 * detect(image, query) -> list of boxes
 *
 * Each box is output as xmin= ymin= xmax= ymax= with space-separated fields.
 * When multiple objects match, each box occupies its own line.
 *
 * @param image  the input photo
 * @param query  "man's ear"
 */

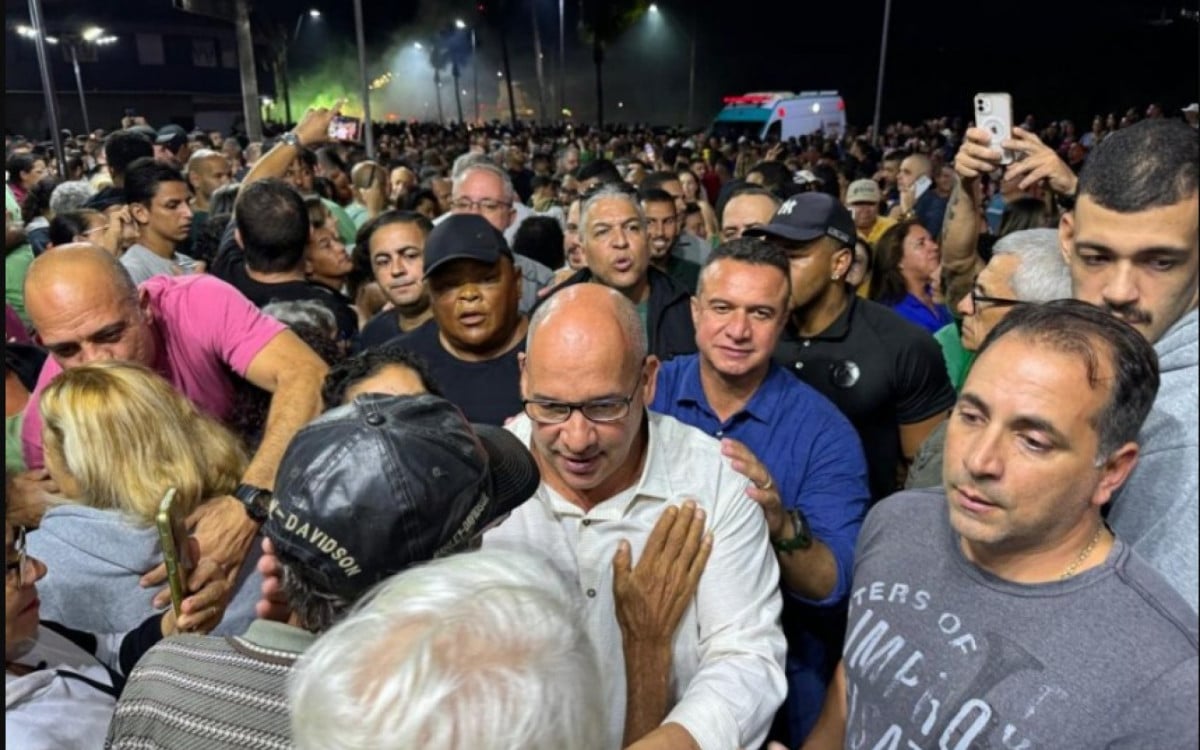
xmin=690 ymin=293 xmax=701 ymax=331
xmin=832 ymin=246 xmax=853 ymax=280
xmin=129 ymin=201 xmax=150 ymax=226
xmin=234 ymin=227 xmax=245 ymax=249
xmin=1058 ymin=210 xmax=1075 ymax=267
xmin=517 ymin=351 xmax=529 ymax=399
xmin=641 ymin=354 xmax=660 ymax=406
xmin=1092 ymin=442 xmax=1140 ymax=510
xmin=510 ymin=261 xmax=523 ymax=305
xmin=137 ymin=286 xmax=154 ymax=324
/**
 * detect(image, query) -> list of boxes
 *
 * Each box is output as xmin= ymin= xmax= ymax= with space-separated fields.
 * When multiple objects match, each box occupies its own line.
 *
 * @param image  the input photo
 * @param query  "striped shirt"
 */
xmin=105 ymin=620 xmax=315 ymax=750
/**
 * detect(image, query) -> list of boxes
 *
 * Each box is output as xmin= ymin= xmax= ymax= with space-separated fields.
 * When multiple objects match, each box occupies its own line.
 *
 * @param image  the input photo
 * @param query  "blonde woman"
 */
xmin=26 ymin=361 xmax=262 ymax=636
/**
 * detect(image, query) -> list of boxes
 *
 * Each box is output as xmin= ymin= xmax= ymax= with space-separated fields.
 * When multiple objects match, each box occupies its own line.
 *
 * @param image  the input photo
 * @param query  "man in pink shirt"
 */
xmin=19 ymin=243 xmax=328 ymax=582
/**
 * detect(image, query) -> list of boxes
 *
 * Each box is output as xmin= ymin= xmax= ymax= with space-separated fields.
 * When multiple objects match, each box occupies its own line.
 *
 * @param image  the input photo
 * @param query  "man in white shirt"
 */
xmin=485 ymin=282 xmax=787 ymax=750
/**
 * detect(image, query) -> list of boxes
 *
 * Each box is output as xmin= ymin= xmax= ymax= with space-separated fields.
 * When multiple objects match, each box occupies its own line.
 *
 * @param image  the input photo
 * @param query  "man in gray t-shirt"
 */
xmin=804 ymin=301 xmax=1199 ymax=749
xmin=120 ymin=157 xmax=197 ymax=284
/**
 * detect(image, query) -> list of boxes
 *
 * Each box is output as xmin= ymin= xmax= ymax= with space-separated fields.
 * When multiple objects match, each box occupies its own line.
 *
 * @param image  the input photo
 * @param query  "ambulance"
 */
xmin=709 ymin=90 xmax=846 ymax=141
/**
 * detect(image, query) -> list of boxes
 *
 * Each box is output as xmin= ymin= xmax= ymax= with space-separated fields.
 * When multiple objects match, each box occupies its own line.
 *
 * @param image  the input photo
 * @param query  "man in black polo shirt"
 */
xmin=749 ymin=193 xmax=955 ymax=501
xmin=388 ymin=214 xmax=526 ymax=425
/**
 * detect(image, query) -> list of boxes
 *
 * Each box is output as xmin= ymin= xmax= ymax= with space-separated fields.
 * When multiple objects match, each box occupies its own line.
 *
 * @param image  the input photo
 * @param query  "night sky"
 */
xmin=32 ymin=0 xmax=1200 ymax=128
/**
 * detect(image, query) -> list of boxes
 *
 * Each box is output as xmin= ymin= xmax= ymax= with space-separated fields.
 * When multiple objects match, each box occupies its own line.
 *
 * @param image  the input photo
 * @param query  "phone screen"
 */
xmin=328 ymin=116 xmax=362 ymax=142
xmin=155 ymin=488 xmax=193 ymax=618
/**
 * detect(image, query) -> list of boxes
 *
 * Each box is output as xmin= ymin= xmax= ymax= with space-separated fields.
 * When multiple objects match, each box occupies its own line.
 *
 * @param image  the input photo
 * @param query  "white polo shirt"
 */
xmin=487 ymin=411 xmax=787 ymax=750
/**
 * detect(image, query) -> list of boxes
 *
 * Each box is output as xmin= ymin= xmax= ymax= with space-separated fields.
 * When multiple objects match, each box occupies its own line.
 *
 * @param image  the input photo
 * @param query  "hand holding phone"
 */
xmin=156 ymin=488 xmax=195 ymax=618
xmin=973 ymin=93 xmax=1014 ymax=165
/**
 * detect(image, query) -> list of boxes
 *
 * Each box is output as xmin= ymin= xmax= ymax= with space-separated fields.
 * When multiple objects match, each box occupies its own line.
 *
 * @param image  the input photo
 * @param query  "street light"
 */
xmin=642 ymin=4 xmax=697 ymax=127
xmin=14 ymin=23 xmax=114 ymax=137
xmin=309 ymin=9 xmax=321 ymax=19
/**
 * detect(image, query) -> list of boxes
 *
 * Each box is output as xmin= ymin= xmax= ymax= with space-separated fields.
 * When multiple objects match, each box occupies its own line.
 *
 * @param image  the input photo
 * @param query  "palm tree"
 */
xmin=578 ymin=0 xmax=647 ymax=128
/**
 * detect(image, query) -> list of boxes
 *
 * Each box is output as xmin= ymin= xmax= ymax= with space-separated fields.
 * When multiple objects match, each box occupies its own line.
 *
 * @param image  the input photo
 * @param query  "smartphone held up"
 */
xmin=974 ymin=92 xmax=1015 ymax=165
xmin=329 ymin=115 xmax=362 ymax=142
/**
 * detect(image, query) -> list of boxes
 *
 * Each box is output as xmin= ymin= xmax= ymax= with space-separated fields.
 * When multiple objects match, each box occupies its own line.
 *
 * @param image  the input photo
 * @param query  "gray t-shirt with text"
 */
xmin=843 ymin=488 xmax=1199 ymax=749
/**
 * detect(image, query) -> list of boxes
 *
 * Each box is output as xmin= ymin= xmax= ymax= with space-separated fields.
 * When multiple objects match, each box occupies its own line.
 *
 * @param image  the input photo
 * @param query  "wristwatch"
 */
xmin=772 ymin=509 xmax=813 ymax=553
xmin=279 ymin=131 xmax=303 ymax=150
xmin=234 ymin=483 xmax=273 ymax=523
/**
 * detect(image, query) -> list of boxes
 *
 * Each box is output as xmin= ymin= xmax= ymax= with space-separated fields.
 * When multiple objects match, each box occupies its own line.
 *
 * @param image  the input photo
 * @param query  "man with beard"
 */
xmin=640 ymin=188 xmax=700 ymax=292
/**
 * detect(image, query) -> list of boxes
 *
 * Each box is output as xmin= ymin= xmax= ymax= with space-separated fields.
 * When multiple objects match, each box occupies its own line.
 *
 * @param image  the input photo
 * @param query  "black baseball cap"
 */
xmin=83 ymin=186 xmax=126 ymax=211
xmin=155 ymin=124 xmax=188 ymax=153
xmin=423 ymin=213 xmax=513 ymax=277
xmin=745 ymin=192 xmax=856 ymax=248
xmin=263 ymin=393 xmax=540 ymax=600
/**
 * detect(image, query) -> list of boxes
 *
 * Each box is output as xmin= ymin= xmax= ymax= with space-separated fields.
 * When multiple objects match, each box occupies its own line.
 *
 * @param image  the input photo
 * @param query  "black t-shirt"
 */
xmin=212 ymin=220 xmax=358 ymax=345
xmin=774 ymin=296 xmax=956 ymax=502
xmin=357 ymin=309 xmax=405 ymax=353
xmin=225 ymin=262 xmax=359 ymax=345
xmin=388 ymin=320 xmax=524 ymax=426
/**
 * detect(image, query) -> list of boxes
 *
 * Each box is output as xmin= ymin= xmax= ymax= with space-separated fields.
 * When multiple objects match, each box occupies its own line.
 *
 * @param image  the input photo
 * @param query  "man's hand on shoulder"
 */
xmin=613 ymin=500 xmax=712 ymax=647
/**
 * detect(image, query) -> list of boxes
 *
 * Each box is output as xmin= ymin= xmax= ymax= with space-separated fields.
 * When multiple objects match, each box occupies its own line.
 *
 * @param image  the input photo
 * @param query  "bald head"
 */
xmin=25 ymin=244 xmax=154 ymax=369
xmin=521 ymin=283 xmax=657 ymax=506
xmin=899 ymin=154 xmax=932 ymax=190
xmin=528 ymin=285 xmax=647 ymax=374
xmin=26 ymin=243 xmax=138 ymax=316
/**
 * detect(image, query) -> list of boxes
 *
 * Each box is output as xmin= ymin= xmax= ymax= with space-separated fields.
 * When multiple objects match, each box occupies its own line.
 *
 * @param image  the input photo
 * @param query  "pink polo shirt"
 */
xmin=22 ymin=274 xmax=286 ymax=469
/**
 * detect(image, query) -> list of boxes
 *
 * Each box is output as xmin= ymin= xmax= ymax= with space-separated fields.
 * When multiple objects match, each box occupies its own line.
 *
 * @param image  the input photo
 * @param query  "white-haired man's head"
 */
xmin=288 ymin=549 xmax=607 ymax=750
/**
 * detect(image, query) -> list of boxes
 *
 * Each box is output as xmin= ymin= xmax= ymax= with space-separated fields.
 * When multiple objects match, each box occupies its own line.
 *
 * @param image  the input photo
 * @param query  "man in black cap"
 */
xmin=106 ymin=393 xmax=541 ymax=750
xmin=153 ymin=124 xmax=191 ymax=170
xmin=386 ymin=213 xmax=528 ymax=425
xmin=750 ymin=193 xmax=955 ymax=502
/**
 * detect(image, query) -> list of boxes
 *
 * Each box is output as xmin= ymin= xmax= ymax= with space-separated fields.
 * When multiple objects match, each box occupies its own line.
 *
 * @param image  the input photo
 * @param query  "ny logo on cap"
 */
xmin=777 ymin=199 xmax=797 ymax=216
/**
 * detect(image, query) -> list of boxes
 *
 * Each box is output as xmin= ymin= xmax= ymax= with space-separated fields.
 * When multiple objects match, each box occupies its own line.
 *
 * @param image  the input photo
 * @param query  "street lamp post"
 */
xmin=471 ymin=28 xmax=478 ymax=123
xmin=871 ymin=0 xmax=892 ymax=146
xmin=456 ymin=20 xmax=479 ymax=124
xmin=352 ymin=0 xmax=375 ymax=158
xmin=282 ymin=9 xmax=320 ymax=128
xmin=17 ymin=7 xmax=63 ymax=173
xmin=66 ymin=43 xmax=89 ymax=134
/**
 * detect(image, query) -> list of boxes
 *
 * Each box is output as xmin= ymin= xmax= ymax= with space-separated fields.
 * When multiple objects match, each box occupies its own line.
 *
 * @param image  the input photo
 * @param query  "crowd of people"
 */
xmin=4 ymin=95 xmax=1198 ymax=750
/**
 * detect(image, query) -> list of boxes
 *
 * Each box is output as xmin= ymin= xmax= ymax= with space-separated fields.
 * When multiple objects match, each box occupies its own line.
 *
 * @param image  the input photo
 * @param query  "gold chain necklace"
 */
xmin=1061 ymin=525 xmax=1106 ymax=580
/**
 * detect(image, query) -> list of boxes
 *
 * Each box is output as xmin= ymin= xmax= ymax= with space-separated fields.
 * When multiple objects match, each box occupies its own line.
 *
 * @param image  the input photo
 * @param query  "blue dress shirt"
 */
xmin=652 ymin=354 xmax=871 ymax=745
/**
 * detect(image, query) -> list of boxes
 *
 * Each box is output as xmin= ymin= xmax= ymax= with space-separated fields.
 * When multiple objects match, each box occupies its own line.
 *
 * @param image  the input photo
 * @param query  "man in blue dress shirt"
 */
xmin=650 ymin=237 xmax=871 ymax=748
